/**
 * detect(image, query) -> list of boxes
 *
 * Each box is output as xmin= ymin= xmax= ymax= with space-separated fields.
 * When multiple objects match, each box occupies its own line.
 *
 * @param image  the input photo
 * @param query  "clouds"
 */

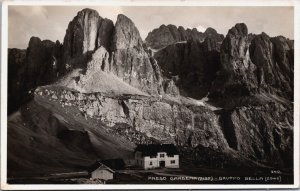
xmin=8 ymin=6 xmax=294 ymax=49
xmin=196 ymin=25 xmax=206 ymax=33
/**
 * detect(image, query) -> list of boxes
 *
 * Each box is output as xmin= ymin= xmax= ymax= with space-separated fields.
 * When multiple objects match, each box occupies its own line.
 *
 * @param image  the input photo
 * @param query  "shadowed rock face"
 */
xmin=97 ymin=18 xmax=114 ymax=52
xmin=204 ymin=27 xmax=224 ymax=42
xmin=154 ymin=37 xmax=221 ymax=99
xmin=62 ymin=9 xmax=114 ymax=73
xmin=211 ymin=23 xmax=258 ymax=98
xmin=228 ymin=103 xmax=293 ymax=167
xmin=8 ymin=48 xmax=27 ymax=113
xmin=249 ymin=33 xmax=294 ymax=99
xmin=109 ymin=14 xmax=163 ymax=94
xmin=63 ymin=9 xmax=102 ymax=61
xmin=62 ymin=12 xmax=163 ymax=94
xmin=145 ymin=24 xmax=224 ymax=49
xmin=211 ymin=23 xmax=294 ymax=101
xmin=207 ymin=23 xmax=293 ymax=168
xmin=25 ymin=37 xmax=63 ymax=90
xmin=8 ymin=37 xmax=63 ymax=114
xmin=112 ymin=14 xmax=143 ymax=50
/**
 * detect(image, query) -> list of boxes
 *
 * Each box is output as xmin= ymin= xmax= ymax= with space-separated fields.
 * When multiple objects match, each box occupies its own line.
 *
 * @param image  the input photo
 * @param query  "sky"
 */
xmin=8 ymin=6 xmax=294 ymax=49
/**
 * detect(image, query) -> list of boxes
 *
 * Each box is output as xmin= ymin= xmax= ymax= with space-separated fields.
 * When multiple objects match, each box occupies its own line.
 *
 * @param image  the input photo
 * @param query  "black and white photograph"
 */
xmin=1 ymin=0 xmax=299 ymax=189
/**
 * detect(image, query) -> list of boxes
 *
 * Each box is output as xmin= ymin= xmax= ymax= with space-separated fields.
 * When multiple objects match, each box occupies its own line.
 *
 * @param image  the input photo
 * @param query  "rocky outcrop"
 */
xmin=97 ymin=18 xmax=114 ymax=52
xmin=63 ymin=9 xmax=102 ymax=61
xmin=109 ymin=14 xmax=163 ymax=94
xmin=226 ymin=103 xmax=293 ymax=168
xmin=205 ymin=23 xmax=294 ymax=168
xmin=36 ymin=87 xmax=229 ymax=150
xmin=25 ymin=37 xmax=63 ymax=90
xmin=210 ymin=23 xmax=294 ymax=102
xmin=204 ymin=27 xmax=224 ymax=43
xmin=154 ymin=37 xmax=221 ymax=99
xmin=249 ymin=33 xmax=294 ymax=99
xmin=62 ymin=8 xmax=114 ymax=72
xmin=61 ymin=10 xmax=163 ymax=95
xmin=35 ymin=85 xmax=293 ymax=168
xmin=8 ymin=48 xmax=26 ymax=113
xmin=112 ymin=14 xmax=143 ymax=50
xmin=8 ymin=37 xmax=63 ymax=113
xmin=145 ymin=25 xmax=224 ymax=49
xmin=211 ymin=23 xmax=258 ymax=98
xmin=9 ymin=9 xmax=165 ymax=113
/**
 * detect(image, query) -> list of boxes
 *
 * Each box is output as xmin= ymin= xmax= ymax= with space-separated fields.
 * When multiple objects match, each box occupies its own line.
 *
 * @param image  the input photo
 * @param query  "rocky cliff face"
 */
xmin=206 ymin=23 xmax=294 ymax=168
xmin=222 ymin=102 xmax=293 ymax=168
xmin=211 ymin=23 xmax=258 ymax=98
xmin=34 ymin=81 xmax=293 ymax=168
xmin=145 ymin=25 xmax=224 ymax=49
xmin=25 ymin=37 xmax=63 ymax=90
xmin=109 ymin=14 xmax=163 ymax=94
xmin=63 ymin=9 xmax=101 ymax=61
xmin=154 ymin=37 xmax=221 ymax=99
xmin=249 ymin=33 xmax=294 ymax=99
xmin=62 ymin=11 xmax=162 ymax=95
xmin=211 ymin=23 xmax=294 ymax=101
xmin=62 ymin=8 xmax=114 ymax=73
xmin=35 ymin=86 xmax=229 ymax=150
xmin=8 ymin=48 xmax=26 ymax=113
xmin=8 ymin=9 xmax=164 ymax=113
xmin=8 ymin=37 xmax=63 ymax=113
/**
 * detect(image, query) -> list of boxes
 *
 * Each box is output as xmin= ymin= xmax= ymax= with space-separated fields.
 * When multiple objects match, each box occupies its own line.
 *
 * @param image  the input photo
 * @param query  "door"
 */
xmin=159 ymin=161 xmax=165 ymax=168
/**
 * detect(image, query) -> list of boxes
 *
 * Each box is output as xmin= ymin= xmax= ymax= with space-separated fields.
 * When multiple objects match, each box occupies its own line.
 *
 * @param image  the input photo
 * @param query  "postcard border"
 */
xmin=1 ymin=0 xmax=299 ymax=190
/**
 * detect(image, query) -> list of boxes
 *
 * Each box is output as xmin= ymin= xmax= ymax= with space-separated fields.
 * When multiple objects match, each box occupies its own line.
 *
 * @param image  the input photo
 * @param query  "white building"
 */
xmin=134 ymin=144 xmax=179 ymax=170
xmin=88 ymin=161 xmax=115 ymax=180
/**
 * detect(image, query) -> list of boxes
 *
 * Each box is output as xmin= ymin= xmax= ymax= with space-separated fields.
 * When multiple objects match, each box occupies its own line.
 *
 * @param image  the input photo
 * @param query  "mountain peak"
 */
xmin=204 ymin=27 xmax=217 ymax=34
xmin=228 ymin=23 xmax=248 ymax=37
xmin=116 ymin=14 xmax=132 ymax=23
xmin=62 ymin=8 xmax=103 ymax=64
xmin=77 ymin=8 xmax=100 ymax=17
xmin=112 ymin=13 xmax=143 ymax=50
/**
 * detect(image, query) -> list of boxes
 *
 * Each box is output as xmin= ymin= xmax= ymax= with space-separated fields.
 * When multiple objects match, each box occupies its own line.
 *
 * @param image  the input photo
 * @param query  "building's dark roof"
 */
xmin=88 ymin=161 xmax=115 ymax=173
xmin=101 ymin=158 xmax=125 ymax=170
xmin=134 ymin=144 xmax=179 ymax=157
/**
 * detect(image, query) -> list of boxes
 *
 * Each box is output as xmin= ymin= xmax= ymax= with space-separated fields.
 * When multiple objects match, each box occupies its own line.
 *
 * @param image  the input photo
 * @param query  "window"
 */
xmin=149 ymin=162 xmax=153 ymax=165
xmin=160 ymin=154 xmax=165 ymax=158
xmin=171 ymin=160 xmax=176 ymax=164
xmin=168 ymin=154 xmax=174 ymax=157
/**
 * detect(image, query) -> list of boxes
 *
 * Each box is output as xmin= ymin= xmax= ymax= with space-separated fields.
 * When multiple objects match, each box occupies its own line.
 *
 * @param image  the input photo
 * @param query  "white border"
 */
xmin=1 ymin=0 xmax=299 ymax=190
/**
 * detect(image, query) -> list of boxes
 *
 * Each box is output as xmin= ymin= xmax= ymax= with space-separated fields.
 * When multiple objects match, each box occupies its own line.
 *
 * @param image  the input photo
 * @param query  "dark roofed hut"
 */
xmin=88 ymin=161 xmax=115 ymax=180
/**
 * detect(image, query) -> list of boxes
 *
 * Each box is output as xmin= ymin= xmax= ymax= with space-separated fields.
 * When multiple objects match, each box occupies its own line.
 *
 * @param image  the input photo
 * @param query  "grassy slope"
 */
xmin=7 ymin=92 xmax=135 ymax=177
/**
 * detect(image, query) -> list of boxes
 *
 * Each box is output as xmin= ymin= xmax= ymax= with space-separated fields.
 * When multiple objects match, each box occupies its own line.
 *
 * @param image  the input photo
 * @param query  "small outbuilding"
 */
xmin=88 ymin=161 xmax=115 ymax=180
xmin=134 ymin=144 xmax=180 ymax=170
